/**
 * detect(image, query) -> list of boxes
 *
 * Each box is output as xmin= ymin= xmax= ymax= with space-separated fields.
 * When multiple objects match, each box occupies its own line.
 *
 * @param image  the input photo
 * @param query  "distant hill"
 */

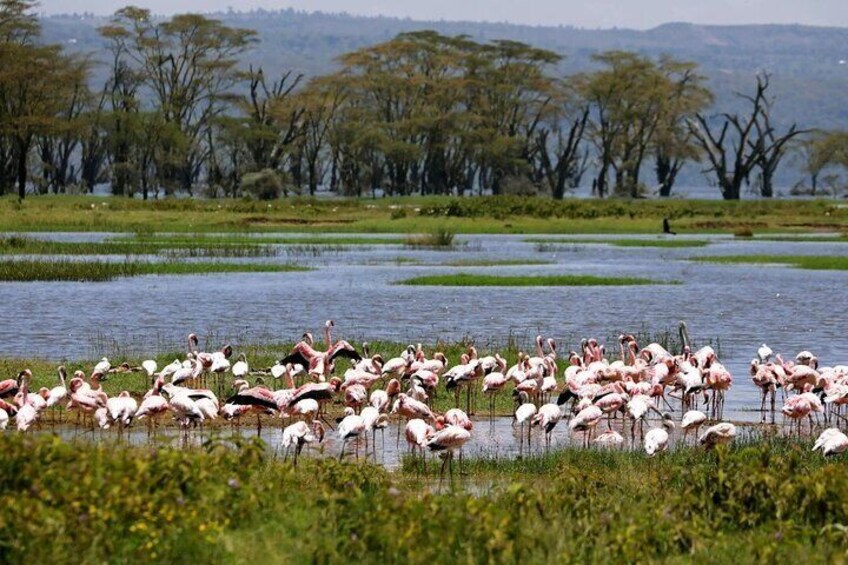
xmin=40 ymin=10 xmax=848 ymax=191
xmin=42 ymin=10 xmax=848 ymax=129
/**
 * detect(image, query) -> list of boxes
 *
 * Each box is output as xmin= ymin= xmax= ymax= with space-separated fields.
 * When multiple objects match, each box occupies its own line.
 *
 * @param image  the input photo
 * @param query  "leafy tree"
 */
xmin=0 ymin=0 xmax=87 ymax=199
xmin=99 ymin=7 xmax=256 ymax=193
xmin=801 ymin=130 xmax=848 ymax=194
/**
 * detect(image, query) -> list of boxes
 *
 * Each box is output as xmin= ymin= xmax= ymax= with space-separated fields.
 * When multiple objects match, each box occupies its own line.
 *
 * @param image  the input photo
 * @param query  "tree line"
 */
xmin=1 ymin=2 xmax=846 ymax=200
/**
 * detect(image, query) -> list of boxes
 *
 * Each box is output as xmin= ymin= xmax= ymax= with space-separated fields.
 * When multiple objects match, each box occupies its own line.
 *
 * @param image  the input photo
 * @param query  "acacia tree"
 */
xmin=534 ymin=79 xmax=590 ymax=199
xmin=99 ymin=7 xmax=256 ymax=194
xmin=583 ymin=52 xmax=709 ymax=198
xmin=0 ymin=0 xmax=86 ymax=199
xmin=801 ymin=130 xmax=848 ymax=194
xmin=652 ymin=57 xmax=712 ymax=197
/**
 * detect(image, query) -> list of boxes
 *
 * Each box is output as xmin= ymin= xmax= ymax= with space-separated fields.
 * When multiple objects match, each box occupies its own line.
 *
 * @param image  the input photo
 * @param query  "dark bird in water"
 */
xmin=662 ymin=217 xmax=676 ymax=235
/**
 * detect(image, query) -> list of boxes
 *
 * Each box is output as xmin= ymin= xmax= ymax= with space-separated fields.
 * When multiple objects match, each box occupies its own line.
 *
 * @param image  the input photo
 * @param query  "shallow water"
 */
xmin=3 ymin=232 xmax=847 ymax=427
xmin=43 ymin=409 xmax=768 ymax=470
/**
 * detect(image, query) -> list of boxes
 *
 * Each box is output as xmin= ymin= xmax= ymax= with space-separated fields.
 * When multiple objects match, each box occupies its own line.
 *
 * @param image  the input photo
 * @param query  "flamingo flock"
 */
xmin=3 ymin=320 xmax=848 ymax=476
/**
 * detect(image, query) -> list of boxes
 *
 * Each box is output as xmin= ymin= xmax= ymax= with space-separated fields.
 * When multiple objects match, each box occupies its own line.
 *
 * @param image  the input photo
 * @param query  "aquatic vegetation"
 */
xmin=404 ymin=226 xmax=456 ymax=248
xmin=693 ymin=255 xmax=848 ymax=270
xmin=397 ymin=273 xmax=672 ymax=286
xmin=528 ymin=237 xmax=712 ymax=248
xmin=0 ymin=259 xmax=310 ymax=282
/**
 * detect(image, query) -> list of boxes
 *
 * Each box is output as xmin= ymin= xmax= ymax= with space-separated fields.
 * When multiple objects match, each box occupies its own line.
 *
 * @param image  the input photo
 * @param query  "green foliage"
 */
xmin=4 ymin=436 xmax=848 ymax=563
xmin=240 ymin=169 xmax=285 ymax=200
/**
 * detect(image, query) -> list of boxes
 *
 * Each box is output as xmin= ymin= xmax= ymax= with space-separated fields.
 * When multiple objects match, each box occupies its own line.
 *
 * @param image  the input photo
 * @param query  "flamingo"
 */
xmin=405 ymin=418 xmax=435 ymax=468
xmin=337 ymin=407 xmax=366 ymax=460
xmin=698 ymin=422 xmax=737 ymax=450
xmin=226 ymin=379 xmax=278 ymax=435
xmin=136 ymin=379 xmax=169 ymax=435
xmin=281 ymin=420 xmax=325 ymax=466
xmin=161 ymin=382 xmax=204 ymax=429
xmin=532 ymin=403 xmax=563 ymax=449
xmin=91 ymin=357 xmax=111 ymax=378
xmin=106 ymin=391 xmax=138 ymax=430
xmin=680 ymin=410 xmax=707 ymax=443
xmin=0 ymin=399 xmax=15 ymax=429
xmin=812 ymin=428 xmax=848 ymax=457
xmin=426 ymin=424 xmax=471 ymax=479
xmin=15 ymin=370 xmax=40 ymax=432
xmin=514 ymin=391 xmax=537 ymax=455
xmin=569 ymin=404 xmax=603 ymax=448
xmin=0 ymin=377 xmax=19 ymax=399
xmin=232 ymin=353 xmax=250 ymax=380
xmin=644 ymin=412 xmax=675 ymax=456
xmin=594 ymin=429 xmax=625 ymax=449
xmin=370 ymin=379 xmax=401 ymax=413
xmin=361 ymin=406 xmax=389 ymax=458
xmin=482 ymin=371 xmax=509 ymax=418
xmin=43 ymin=366 xmax=69 ymax=422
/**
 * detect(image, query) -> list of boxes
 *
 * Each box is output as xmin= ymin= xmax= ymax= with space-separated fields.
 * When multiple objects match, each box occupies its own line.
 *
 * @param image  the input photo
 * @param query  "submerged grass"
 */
xmin=441 ymin=258 xmax=554 ymax=267
xmin=3 ymin=433 xmax=848 ymax=563
xmin=0 ymin=259 xmax=310 ymax=282
xmin=528 ymin=237 xmax=712 ymax=248
xmin=397 ymin=273 xmax=672 ymax=286
xmin=693 ymin=255 xmax=848 ymax=270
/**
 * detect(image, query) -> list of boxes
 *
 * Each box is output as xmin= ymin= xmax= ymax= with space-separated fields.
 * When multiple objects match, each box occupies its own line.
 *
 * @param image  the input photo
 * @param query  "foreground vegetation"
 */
xmin=2 ymin=196 xmax=845 ymax=235
xmin=397 ymin=273 xmax=670 ymax=287
xmin=693 ymin=255 xmax=848 ymax=270
xmin=2 ymin=434 xmax=847 ymax=563
xmin=0 ymin=259 xmax=309 ymax=282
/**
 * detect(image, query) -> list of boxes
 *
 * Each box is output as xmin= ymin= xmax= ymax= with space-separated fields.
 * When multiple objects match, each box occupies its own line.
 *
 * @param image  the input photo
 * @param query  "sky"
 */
xmin=36 ymin=0 xmax=848 ymax=29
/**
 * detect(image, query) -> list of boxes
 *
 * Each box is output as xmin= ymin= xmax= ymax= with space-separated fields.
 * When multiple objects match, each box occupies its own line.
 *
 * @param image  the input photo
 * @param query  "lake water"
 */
xmin=2 ymin=232 xmax=847 ymax=429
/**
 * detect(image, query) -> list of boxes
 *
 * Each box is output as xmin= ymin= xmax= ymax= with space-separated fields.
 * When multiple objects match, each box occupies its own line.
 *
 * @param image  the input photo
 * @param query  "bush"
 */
xmin=240 ymin=169 xmax=284 ymax=200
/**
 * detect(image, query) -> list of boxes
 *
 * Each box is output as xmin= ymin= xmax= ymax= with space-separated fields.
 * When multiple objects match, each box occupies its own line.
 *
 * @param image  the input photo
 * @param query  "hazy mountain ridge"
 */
xmin=38 ymin=10 xmax=848 ymax=191
xmin=41 ymin=10 xmax=848 ymax=130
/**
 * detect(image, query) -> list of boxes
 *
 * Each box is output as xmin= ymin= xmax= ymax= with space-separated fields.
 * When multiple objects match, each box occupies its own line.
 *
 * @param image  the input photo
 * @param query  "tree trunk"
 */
xmin=15 ymin=137 xmax=30 ymax=200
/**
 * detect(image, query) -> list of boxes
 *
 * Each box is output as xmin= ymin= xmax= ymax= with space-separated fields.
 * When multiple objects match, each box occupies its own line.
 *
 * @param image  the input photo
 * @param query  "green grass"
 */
xmin=528 ymin=237 xmax=713 ymax=248
xmin=693 ymin=255 xmax=848 ymax=270
xmin=397 ymin=273 xmax=672 ymax=286
xmin=0 ymin=259 xmax=310 ymax=281
xmin=2 ymin=195 xmax=846 ymax=234
xmin=3 ymin=434 xmax=848 ymax=563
